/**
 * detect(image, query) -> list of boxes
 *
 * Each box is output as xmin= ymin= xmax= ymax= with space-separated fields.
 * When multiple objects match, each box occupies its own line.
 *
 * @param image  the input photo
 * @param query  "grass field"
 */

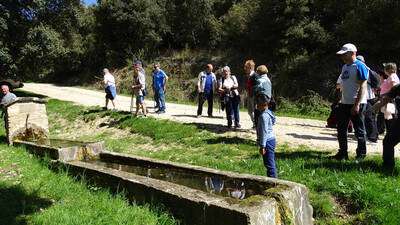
xmin=1 ymin=92 xmax=399 ymax=224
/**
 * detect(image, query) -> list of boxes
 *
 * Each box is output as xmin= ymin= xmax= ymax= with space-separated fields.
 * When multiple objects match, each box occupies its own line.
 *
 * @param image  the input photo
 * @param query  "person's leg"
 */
xmin=365 ymin=100 xmax=378 ymax=141
xmin=233 ymin=95 xmax=240 ymax=127
xmin=377 ymin=112 xmax=386 ymax=134
xmin=159 ymin=90 xmax=166 ymax=112
xmin=111 ymin=100 xmax=116 ymax=109
xmin=105 ymin=98 xmax=109 ymax=109
xmin=263 ymin=138 xmax=277 ymax=178
xmin=197 ymin=93 xmax=205 ymax=116
xmin=225 ymin=98 xmax=233 ymax=127
xmin=207 ymin=92 xmax=213 ymax=116
xmin=385 ymin=119 xmax=394 ymax=132
xmin=135 ymin=96 xmax=140 ymax=116
xmin=141 ymin=96 xmax=147 ymax=115
xmin=154 ymin=90 xmax=159 ymax=109
xmin=336 ymin=104 xmax=351 ymax=158
xmin=383 ymin=118 xmax=400 ymax=169
xmin=350 ymin=104 xmax=367 ymax=157
xmin=247 ymin=96 xmax=255 ymax=127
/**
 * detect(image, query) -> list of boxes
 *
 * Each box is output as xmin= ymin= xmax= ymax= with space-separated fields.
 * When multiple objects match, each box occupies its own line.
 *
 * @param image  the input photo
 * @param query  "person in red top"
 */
xmin=244 ymin=60 xmax=257 ymax=128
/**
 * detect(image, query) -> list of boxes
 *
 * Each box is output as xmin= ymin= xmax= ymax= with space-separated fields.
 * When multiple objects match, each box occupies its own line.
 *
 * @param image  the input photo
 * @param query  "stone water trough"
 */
xmin=4 ymin=98 xmax=314 ymax=225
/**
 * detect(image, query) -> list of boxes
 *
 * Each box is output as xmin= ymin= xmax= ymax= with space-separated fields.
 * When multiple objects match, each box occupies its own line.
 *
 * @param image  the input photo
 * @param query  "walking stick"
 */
xmin=130 ymin=90 xmax=134 ymax=114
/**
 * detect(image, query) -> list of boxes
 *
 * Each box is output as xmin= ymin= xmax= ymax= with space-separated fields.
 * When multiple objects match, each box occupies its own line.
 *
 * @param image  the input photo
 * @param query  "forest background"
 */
xmin=2 ymin=0 xmax=400 ymax=103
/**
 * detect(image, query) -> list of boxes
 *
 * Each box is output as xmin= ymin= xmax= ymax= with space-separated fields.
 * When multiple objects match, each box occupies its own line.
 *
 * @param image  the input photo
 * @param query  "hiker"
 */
xmin=372 ymin=84 xmax=400 ymax=170
xmin=197 ymin=64 xmax=217 ymax=118
xmin=152 ymin=63 xmax=168 ymax=114
xmin=256 ymin=95 xmax=277 ymax=178
xmin=379 ymin=63 xmax=399 ymax=132
xmin=218 ymin=66 xmax=240 ymax=128
xmin=334 ymin=43 xmax=369 ymax=161
xmin=1 ymin=84 xmax=17 ymax=118
xmin=132 ymin=61 xmax=147 ymax=116
xmin=357 ymin=55 xmax=380 ymax=143
xmin=326 ymin=75 xmax=354 ymax=132
xmin=253 ymin=65 xmax=272 ymax=127
xmin=0 ymin=84 xmax=17 ymax=107
xmin=103 ymin=68 xmax=116 ymax=110
xmin=244 ymin=60 xmax=257 ymax=128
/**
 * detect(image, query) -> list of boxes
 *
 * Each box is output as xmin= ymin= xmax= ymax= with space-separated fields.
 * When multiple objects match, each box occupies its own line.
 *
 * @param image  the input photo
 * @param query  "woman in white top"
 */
xmin=218 ymin=66 xmax=241 ymax=128
xmin=103 ymin=68 xmax=116 ymax=110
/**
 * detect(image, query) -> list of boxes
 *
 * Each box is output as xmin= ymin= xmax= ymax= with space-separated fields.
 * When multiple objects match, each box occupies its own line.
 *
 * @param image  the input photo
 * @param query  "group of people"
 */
xmin=196 ymin=61 xmax=277 ymax=177
xmin=333 ymin=43 xmax=400 ymax=170
xmin=102 ymin=60 xmax=168 ymax=116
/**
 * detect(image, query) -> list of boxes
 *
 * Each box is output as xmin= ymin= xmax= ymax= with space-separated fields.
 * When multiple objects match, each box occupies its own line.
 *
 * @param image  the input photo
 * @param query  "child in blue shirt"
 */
xmin=256 ymin=98 xmax=277 ymax=178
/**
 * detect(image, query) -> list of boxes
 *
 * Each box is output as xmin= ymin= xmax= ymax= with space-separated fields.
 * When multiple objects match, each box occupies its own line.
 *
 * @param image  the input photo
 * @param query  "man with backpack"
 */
xmin=357 ymin=55 xmax=380 ymax=143
xmin=334 ymin=44 xmax=369 ymax=161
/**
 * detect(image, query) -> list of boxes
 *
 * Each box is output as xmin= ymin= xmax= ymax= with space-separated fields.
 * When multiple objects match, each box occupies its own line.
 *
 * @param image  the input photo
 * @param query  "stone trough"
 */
xmin=4 ymin=98 xmax=314 ymax=225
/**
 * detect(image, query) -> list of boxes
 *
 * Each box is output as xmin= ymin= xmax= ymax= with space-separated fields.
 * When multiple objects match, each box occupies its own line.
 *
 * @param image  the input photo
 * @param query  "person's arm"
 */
xmin=372 ymin=84 xmax=400 ymax=112
xmin=232 ymin=76 xmax=239 ymax=89
xmin=163 ymin=72 xmax=167 ymax=91
xmin=352 ymin=64 xmax=368 ymax=115
xmin=103 ymin=75 xmax=108 ymax=85
xmin=257 ymin=114 xmax=267 ymax=155
xmin=197 ymin=72 xmax=202 ymax=93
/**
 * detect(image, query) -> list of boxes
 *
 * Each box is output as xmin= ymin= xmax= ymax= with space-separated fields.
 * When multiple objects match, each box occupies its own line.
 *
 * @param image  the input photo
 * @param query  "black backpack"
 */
xmin=368 ymin=69 xmax=380 ymax=89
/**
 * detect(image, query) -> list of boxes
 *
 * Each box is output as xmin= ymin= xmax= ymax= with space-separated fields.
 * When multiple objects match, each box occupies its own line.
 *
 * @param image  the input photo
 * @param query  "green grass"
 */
xmin=0 ymin=123 xmax=177 ymax=224
xmin=41 ymin=99 xmax=400 ymax=225
xmin=4 ymin=93 xmax=399 ymax=224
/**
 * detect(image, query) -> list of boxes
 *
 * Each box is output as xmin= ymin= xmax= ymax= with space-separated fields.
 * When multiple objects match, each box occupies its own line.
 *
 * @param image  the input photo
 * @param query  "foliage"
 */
xmin=4 ymin=0 xmax=400 ymax=99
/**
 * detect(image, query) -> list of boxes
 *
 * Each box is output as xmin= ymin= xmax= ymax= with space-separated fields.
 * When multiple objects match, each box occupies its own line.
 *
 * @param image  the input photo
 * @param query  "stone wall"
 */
xmin=4 ymin=97 xmax=49 ymax=145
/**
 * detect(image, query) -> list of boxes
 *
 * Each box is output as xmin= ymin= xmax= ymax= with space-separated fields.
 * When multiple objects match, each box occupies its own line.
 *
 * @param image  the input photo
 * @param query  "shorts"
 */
xmin=105 ymin=86 xmax=117 ymax=100
xmin=136 ymin=95 xmax=144 ymax=104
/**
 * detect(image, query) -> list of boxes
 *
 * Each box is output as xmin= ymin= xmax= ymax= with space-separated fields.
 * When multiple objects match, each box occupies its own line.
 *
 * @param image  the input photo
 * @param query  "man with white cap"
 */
xmin=334 ymin=43 xmax=369 ymax=160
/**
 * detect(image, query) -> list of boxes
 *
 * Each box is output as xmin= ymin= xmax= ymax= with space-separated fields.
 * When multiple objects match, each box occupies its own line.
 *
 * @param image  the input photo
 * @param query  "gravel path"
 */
xmin=22 ymin=83 xmax=389 ymax=156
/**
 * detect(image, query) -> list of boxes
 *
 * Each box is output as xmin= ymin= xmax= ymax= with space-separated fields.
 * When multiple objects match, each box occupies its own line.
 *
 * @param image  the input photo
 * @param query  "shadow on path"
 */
xmin=172 ymin=114 xmax=224 ymax=119
xmin=287 ymin=133 xmax=337 ymax=141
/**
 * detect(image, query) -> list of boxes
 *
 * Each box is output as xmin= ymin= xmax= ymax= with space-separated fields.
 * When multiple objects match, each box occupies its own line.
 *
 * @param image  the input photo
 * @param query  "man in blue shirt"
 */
xmin=335 ymin=43 xmax=369 ymax=160
xmin=152 ymin=63 xmax=168 ymax=113
xmin=197 ymin=64 xmax=217 ymax=117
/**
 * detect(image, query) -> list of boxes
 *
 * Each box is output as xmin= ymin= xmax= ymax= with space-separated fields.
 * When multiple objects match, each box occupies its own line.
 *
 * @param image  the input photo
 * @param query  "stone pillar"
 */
xmin=3 ymin=97 xmax=49 ymax=145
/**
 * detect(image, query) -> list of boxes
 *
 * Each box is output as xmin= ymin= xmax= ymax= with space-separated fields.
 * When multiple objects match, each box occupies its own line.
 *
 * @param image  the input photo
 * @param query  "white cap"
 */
xmin=336 ymin=43 xmax=357 ymax=55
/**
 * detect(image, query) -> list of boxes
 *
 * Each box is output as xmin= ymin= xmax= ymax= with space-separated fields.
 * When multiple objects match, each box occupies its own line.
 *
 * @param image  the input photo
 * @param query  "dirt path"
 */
xmin=22 ymin=83 xmax=389 ymax=156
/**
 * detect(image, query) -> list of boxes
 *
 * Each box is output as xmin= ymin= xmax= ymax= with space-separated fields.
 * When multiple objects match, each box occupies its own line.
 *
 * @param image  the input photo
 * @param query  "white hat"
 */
xmin=336 ymin=43 xmax=357 ymax=55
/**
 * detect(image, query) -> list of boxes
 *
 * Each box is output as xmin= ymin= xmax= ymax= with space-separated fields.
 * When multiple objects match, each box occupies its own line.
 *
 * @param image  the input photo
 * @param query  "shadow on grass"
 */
xmin=305 ymin=160 xmax=399 ymax=176
xmin=276 ymin=150 xmax=331 ymax=160
xmin=204 ymin=136 xmax=255 ymax=145
xmin=0 ymin=185 xmax=53 ymax=225
xmin=187 ymin=122 xmax=242 ymax=134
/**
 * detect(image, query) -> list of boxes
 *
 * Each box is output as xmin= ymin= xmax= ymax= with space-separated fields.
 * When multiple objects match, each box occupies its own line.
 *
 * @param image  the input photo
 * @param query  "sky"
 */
xmin=83 ymin=0 xmax=97 ymax=5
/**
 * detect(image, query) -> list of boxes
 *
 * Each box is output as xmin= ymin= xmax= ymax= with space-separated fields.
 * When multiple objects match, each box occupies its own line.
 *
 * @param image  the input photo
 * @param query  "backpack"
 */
xmin=252 ymin=74 xmax=272 ymax=103
xmin=368 ymin=69 xmax=380 ymax=89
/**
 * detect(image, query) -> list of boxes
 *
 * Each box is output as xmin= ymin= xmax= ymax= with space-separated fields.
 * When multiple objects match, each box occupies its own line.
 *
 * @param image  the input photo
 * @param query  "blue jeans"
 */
xmin=262 ymin=138 xmax=277 ymax=178
xmin=336 ymin=103 xmax=367 ymax=156
xmin=155 ymin=89 xmax=166 ymax=111
xmin=226 ymin=95 xmax=240 ymax=126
